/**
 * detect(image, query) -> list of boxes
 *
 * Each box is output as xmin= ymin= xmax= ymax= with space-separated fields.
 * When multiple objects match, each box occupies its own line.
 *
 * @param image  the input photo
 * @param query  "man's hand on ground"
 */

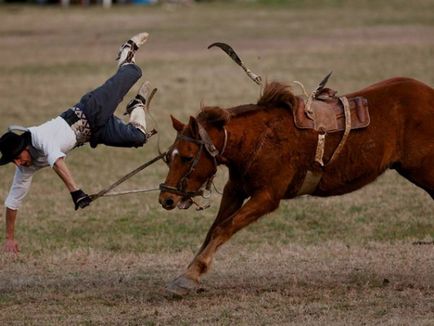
xmin=3 ymin=239 xmax=19 ymax=254
xmin=70 ymin=189 xmax=92 ymax=210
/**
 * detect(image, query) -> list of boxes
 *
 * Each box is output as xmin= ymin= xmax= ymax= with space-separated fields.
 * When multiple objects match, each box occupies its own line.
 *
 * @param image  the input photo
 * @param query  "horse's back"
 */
xmin=347 ymin=77 xmax=433 ymax=110
xmin=347 ymin=77 xmax=434 ymax=136
xmin=355 ymin=76 xmax=429 ymax=90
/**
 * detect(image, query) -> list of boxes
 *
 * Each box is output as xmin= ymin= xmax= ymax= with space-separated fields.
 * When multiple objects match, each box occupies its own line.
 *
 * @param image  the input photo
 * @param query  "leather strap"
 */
xmin=328 ymin=97 xmax=351 ymax=165
xmin=296 ymin=170 xmax=323 ymax=196
xmin=298 ymin=96 xmax=352 ymax=195
xmin=197 ymin=123 xmax=219 ymax=157
xmin=314 ymin=132 xmax=326 ymax=167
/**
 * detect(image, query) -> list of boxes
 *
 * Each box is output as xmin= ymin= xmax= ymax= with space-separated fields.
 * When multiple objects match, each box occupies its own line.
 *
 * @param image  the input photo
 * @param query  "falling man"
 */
xmin=0 ymin=32 xmax=154 ymax=253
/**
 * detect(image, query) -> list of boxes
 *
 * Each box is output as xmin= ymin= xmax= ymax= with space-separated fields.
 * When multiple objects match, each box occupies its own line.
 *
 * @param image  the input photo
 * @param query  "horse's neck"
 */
xmin=216 ymin=121 xmax=250 ymax=169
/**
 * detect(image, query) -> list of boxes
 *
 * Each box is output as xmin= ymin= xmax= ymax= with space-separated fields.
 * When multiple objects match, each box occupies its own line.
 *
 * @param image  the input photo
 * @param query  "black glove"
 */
xmin=71 ymin=189 xmax=92 ymax=211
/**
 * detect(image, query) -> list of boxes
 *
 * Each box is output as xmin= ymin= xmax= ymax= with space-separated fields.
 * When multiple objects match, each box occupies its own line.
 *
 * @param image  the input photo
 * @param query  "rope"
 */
xmin=89 ymin=152 xmax=166 ymax=201
xmin=98 ymin=187 xmax=160 ymax=197
xmin=145 ymin=88 xmax=166 ymax=157
xmin=191 ymin=197 xmax=211 ymax=211
xmin=292 ymin=81 xmax=309 ymax=98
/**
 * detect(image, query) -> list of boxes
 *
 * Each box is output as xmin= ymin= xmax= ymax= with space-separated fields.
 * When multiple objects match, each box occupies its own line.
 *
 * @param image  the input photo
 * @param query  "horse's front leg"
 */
xmin=165 ymin=180 xmax=246 ymax=296
xmin=166 ymin=188 xmax=279 ymax=296
xmin=197 ymin=179 xmax=247 ymax=254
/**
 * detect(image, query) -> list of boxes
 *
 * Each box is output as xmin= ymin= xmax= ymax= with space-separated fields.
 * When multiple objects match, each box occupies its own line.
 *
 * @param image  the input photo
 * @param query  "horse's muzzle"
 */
xmin=159 ymin=183 xmax=201 ymax=210
xmin=159 ymin=190 xmax=194 ymax=210
xmin=159 ymin=184 xmax=181 ymax=210
xmin=159 ymin=192 xmax=178 ymax=210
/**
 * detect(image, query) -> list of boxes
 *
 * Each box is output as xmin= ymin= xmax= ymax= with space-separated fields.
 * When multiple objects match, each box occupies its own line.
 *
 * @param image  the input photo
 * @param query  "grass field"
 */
xmin=0 ymin=1 xmax=433 ymax=324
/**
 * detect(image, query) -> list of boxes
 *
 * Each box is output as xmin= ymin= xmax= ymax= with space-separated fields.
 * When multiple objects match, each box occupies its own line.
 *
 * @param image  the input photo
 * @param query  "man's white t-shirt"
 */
xmin=4 ymin=117 xmax=77 ymax=210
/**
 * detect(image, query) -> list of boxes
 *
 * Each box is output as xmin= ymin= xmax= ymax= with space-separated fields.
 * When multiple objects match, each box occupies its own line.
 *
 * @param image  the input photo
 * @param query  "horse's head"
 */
xmin=159 ymin=110 xmax=229 ymax=210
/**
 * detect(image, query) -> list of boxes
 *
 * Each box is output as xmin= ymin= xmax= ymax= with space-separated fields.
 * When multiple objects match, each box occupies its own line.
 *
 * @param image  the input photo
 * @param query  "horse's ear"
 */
xmin=171 ymin=115 xmax=185 ymax=132
xmin=188 ymin=116 xmax=199 ymax=137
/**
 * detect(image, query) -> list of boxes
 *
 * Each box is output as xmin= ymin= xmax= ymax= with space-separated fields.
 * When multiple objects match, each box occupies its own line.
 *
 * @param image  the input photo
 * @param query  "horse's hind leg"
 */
xmin=396 ymin=155 xmax=434 ymax=200
xmin=166 ymin=188 xmax=279 ymax=296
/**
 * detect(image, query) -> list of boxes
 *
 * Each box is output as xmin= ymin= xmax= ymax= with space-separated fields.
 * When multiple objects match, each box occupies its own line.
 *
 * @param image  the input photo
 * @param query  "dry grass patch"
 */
xmin=1 ymin=243 xmax=434 ymax=325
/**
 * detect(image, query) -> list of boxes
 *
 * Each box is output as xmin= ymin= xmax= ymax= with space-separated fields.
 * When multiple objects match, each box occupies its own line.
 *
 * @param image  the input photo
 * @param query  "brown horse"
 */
xmin=159 ymin=77 xmax=434 ymax=296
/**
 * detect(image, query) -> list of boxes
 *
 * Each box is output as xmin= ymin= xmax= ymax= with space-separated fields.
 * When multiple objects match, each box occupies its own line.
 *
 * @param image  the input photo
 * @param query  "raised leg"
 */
xmin=79 ymin=32 xmax=149 ymax=128
xmin=116 ymin=32 xmax=149 ymax=67
xmin=77 ymin=64 xmax=143 ymax=131
xmin=166 ymin=188 xmax=279 ymax=296
xmin=96 ymin=80 xmax=156 ymax=148
xmin=97 ymin=116 xmax=147 ymax=148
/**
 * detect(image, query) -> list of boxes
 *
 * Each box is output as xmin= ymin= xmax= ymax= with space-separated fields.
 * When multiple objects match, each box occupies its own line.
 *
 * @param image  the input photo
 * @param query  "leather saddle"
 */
xmin=293 ymin=75 xmax=371 ymax=196
xmin=293 ymin=88 xmax=370 ymax=133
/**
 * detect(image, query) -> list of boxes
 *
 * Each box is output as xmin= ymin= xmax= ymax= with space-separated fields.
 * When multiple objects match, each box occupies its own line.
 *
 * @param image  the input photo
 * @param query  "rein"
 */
xmin=159 ymin=123 xmax=227 ymax=202
xmin=89 ymin=152 xmax=166 ymax=201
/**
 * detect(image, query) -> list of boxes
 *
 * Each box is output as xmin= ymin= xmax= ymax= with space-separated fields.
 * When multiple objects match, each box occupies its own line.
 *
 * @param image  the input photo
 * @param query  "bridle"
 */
xmin=159 ymin=122 xmax=227 ymax=199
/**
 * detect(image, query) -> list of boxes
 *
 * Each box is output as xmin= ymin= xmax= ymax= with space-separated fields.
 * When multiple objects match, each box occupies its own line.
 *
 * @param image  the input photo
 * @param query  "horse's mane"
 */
xmin=257 ymin=81 xmax=296 ymax=110
xmin=197 ymin=106 xmax=231 ymax=128
xmin=197 ymin=82 xmax=296 ymax=128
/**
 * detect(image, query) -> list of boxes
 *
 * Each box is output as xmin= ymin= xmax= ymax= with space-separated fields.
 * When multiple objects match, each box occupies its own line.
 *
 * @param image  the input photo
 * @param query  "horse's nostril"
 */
xmin=164 ymin=198 xmax=175 ymax=207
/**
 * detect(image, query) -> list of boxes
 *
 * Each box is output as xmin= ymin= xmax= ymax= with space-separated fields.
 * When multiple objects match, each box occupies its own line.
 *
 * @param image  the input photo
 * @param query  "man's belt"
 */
xmin=61 ymin=107 xmax=91 ymax=146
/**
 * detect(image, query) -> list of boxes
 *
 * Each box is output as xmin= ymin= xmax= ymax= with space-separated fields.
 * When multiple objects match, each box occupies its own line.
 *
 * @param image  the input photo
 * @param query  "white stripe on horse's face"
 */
xmin=171 ymin=148 xmax=179 ymax=161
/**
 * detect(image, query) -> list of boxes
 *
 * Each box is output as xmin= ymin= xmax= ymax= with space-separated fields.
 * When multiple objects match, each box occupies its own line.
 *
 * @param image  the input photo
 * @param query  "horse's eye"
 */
xmin=181 ymin=156 xmax=194 ymax=163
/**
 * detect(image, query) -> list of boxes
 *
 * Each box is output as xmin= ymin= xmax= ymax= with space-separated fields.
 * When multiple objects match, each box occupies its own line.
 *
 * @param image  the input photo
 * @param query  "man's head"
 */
xmin=0 ymin=131 xmax=32 ymax=167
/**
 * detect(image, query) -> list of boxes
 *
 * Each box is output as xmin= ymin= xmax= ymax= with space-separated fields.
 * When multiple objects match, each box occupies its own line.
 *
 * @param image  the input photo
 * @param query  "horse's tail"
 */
xmin=257 ymin=82 xmax=296 ymax=110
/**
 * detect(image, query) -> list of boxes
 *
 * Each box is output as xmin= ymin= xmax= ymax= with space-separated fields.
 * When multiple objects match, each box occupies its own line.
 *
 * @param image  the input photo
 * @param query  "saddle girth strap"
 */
xmin=298 ymin=96 xmax=352 ymax=196
xmin=296 ymin=170 xmax=323 ymax=196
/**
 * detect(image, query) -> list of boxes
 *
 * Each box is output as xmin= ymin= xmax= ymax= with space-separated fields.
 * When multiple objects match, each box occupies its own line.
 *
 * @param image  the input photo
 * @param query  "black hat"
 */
xmin=0 ymin=131 xmax=31 ymax=166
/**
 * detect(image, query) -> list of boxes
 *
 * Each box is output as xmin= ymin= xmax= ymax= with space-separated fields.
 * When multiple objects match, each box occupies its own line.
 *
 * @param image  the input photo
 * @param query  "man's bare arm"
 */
xmin=3 ymin=207 xmax=19 ymax=253
xmin=53 ymin=157 xmax=79 ymax=192
xmin=53 ymin=157 xmax=91 ymax=210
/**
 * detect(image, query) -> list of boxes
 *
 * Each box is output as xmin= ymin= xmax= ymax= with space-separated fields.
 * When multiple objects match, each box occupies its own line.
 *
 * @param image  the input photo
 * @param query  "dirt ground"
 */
xmin=2 ymin=242 xmax=434 ymax=325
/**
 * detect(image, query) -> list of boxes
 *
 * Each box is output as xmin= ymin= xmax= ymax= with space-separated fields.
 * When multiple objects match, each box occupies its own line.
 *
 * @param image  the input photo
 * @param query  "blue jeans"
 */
xmin=74 ymin=64 xmax=146 ymax=148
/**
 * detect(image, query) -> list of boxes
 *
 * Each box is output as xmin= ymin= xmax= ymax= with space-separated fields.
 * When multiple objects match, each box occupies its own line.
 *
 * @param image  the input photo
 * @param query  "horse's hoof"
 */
xmin=165 ymin=275 xmax=199 ymax=297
